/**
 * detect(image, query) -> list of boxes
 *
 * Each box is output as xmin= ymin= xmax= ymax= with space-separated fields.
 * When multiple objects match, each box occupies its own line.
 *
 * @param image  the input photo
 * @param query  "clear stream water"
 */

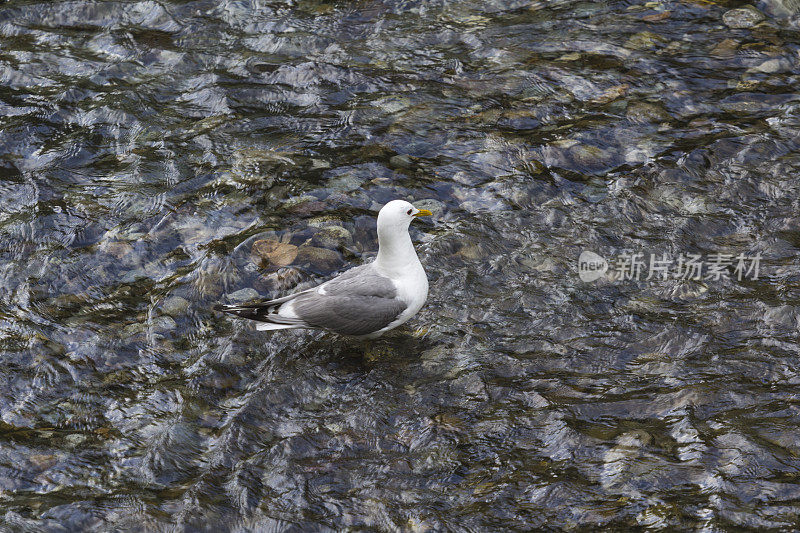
xmin=1 ymin=0 xmax=800 ymax=530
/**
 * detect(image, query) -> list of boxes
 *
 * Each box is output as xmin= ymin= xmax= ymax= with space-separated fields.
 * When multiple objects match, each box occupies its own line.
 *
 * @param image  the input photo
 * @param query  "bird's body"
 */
xmin=215 ymin=200 xmax=431 ymax=338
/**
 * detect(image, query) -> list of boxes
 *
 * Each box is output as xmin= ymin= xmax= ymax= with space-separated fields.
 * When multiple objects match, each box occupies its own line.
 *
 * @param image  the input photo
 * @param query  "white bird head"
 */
xmin=377 ymin=200 xmax=432 ymax=232
xmin=375 ymin=200 xmax=432 ymax=272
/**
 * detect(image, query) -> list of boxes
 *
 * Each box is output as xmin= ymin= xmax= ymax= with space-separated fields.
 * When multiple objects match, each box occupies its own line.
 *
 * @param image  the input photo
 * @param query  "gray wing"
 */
xmin=291 ymin=264 xmax=407 ymax=336
xmin=321 ymin=264 xmax=396 ymax=297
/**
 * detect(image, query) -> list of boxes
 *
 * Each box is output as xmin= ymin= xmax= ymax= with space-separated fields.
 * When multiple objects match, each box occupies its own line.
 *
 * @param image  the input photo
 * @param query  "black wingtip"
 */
xmin=213 ymin=304 xmax=227 ymax=312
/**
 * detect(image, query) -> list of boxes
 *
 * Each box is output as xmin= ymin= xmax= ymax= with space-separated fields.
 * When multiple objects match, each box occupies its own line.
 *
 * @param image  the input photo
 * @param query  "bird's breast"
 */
xmin=392 ymin=262 xmax=428 ymax=312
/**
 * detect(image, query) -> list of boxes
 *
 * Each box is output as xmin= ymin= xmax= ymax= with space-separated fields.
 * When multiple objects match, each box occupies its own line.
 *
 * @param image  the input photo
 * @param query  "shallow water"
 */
xmin=1 ymin=0 xmax=800 ymax=530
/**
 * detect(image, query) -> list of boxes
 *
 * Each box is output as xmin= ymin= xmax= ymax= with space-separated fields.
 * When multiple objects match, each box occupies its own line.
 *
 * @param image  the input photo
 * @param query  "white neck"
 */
xmin=375 ymin=225 xmax=419 ymax=275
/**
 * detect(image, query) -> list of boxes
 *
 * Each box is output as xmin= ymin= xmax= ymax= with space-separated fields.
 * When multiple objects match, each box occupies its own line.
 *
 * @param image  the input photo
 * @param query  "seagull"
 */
xmin=215 ymin=200 xmax=432 ymax=338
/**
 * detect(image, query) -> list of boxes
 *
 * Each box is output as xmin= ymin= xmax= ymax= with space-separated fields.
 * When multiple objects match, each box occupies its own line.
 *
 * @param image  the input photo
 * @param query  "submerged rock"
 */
xmin=312 ymin=225 xmax=352 ymax=249
xmin=327 ymin=172 xmax=365 ymax=192
xmin=457 ymin=242 xmax=488 ymax=261
xmin=151 ymin=316 xmax=176 ymax=332
xmin=722 ymin=6 xmax=765 ymax=29
xmin=626 ymin=101 xmax=671 ymax=123
xmin=750 ymin=58 xmax=791 ymax=74
xmin=295 ymin=246 xmax=343 ymax=271
xmin=389 ymin=154 xmax=415 ymax=170
xmin=450 ymin=372 xmax=488 ymax=400
xmin=591 ymin=84 xmax=629 ymax=104
xmin=763 ymin=305 xmax=798 ymax=330
xmin=642 ymin=11 xmax=671 ymax=23
xmin=283 ymin=195 xmax=327 ymax=216
xmin=227 ymin=288 xmax=260 ymax=303
xmin=364 ymin=343 xmax=398 ymax=362
xmin=412 ymin=198 xmax=446 ymax=217
xmin=122 ymin=322 xmax=147 ymax=339
xmin=64 ymin=434 xmax=87 ymax=447
xmin=569 ymin=143 xmax=614 ymax=170
xmin=624 ymin=31 xmax=667 ymax=50
xmin=28 ymin=453 xmax=58 ymax=471
xmin=253 ymin=267 xmax=303 ymax=294
xmin=161 ymin=296 xmax=190 ymax=318
xmin=251 ymin=237 xmax=344 ymax=272
xmin=252 ymin=239 xmax=299 ymax=267
xmin=710 ymin=38 xmax=740 ymax=58
xmin=100 ymin=240 xmax=134 ymax=260
xmin=601 ymin=430 xmax=654 ymax=491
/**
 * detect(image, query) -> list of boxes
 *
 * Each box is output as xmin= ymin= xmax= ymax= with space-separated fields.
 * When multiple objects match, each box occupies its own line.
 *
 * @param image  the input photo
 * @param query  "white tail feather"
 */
xmin=255 ymin=322 xmax=300 ymax=331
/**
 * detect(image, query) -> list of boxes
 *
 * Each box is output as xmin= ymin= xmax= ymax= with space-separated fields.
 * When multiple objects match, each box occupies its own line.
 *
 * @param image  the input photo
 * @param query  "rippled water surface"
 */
xmin=2 ymin=0 xmax=800 ymax=530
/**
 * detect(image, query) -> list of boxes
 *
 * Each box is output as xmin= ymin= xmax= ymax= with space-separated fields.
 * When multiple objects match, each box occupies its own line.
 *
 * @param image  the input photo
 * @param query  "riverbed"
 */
xmin=1 ymin=0 xmax=799 ymax=530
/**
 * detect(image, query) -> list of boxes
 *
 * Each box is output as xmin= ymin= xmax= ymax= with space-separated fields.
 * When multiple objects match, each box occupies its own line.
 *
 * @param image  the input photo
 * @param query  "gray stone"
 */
xmin=624 ymin=31 xmax=667 ymax=50
xmin=389 ymin=154 xmax=414 ymax=169
xmin=751 ymin=58 xmax=791 ymax=74
xmin=65 ymin=434 xmax=87 ymax=447
xmin=413 ymin=198 xmax=446 ymax=217
xmin=710 ymin=38 xmax=739 ymax=58
xmin=307 ymin=216 xmax=345 ymax=228
xmin=152 ymin=316 xmax=176 ymax=332
xmin=569 ymin=143 xmax=613 ymax=169
xmin=283 ymin=195 xmax=318 ymax=210
xmin=450 ymin=373 xmax=488 ymax=400
xmin=626 ymin=102 xmax=671 ymax=123
xmin=764 ymin=305 xmax=797 ymax=329
xmin=122 ymin=322 xmax=147 ymax=338
xmin=375 ymin=96 xmax=411 ymax=114
xmin=327 ymin=173 xmax=364 ymax=192
xmin=312 ymin=225 xmax=352 ymax=248
xmin=723 ymin=6 xmax=765 ymax=29
xmin=295 ymin=246 xmax=343 ymax=271
xmin=227 ymin=288 xmax=260 ymax=303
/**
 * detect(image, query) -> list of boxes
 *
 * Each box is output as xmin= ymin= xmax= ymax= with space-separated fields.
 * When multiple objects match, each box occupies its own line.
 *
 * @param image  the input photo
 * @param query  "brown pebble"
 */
xmin=251 ymin=239 xmax=298 ymax=267
xmin=642 ymin=11 xmax=671 ymax=22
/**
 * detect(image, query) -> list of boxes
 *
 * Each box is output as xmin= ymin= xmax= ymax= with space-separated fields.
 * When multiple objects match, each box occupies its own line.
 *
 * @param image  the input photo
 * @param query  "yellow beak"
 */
xmin=413 ymin=209 xmax=433 ymax=217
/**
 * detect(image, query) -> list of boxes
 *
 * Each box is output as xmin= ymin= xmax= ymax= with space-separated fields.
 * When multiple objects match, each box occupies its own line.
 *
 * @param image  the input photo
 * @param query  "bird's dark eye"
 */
xmin=406 ymin=209 xmax=413 ymax=215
